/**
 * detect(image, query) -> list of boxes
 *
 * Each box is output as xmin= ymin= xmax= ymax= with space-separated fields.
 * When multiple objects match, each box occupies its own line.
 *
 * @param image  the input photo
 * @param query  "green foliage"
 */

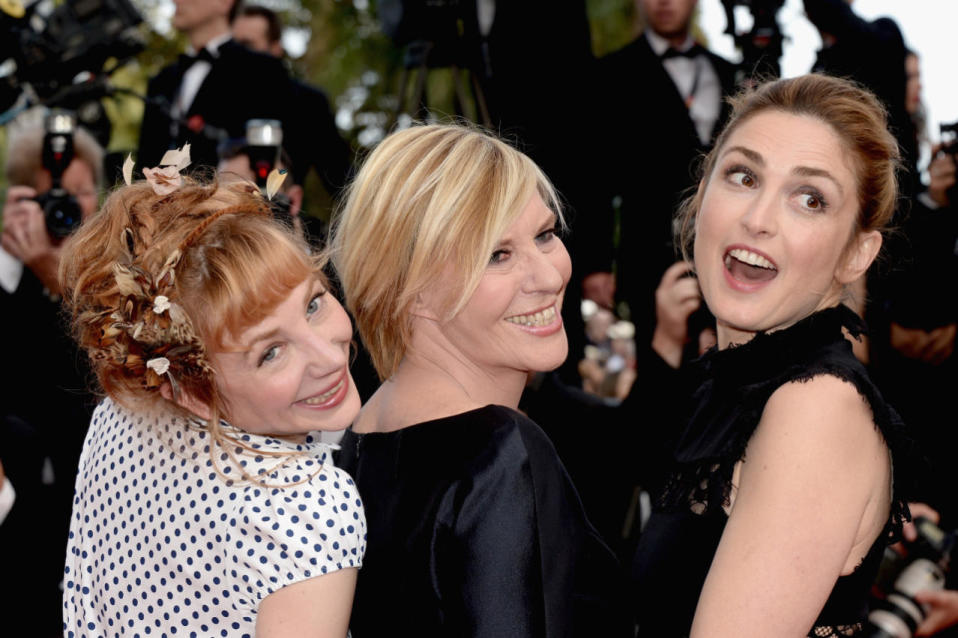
xmin=588 ymin=0 xmax=643 ymax=57
xmin=0 ymin=0 xmax=657 ymax=217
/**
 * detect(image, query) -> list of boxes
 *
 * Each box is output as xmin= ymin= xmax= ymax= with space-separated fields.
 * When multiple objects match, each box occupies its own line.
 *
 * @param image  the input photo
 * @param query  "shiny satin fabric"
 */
xmin=337 ymin=405 xmax=632 ymax=637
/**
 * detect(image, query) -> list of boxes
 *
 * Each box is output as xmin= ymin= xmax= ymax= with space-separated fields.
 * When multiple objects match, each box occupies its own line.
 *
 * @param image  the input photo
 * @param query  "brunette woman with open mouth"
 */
xmin=631 ymin=74 xmax=912 ymax=637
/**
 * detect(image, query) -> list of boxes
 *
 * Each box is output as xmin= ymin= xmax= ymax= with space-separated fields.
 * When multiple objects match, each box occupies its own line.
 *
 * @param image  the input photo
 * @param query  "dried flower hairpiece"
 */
xmin=265 ymin=168 xmax=288 ymax=201
xmin=142 ymin=144 xmax=192 ymax=196
xmin=153 ymin=295 xmax=170 ymax=314
xmin=122 ymin=154 xmax=135 ymax=186
xmin=146 ymin=357 xmax=170 ymax=376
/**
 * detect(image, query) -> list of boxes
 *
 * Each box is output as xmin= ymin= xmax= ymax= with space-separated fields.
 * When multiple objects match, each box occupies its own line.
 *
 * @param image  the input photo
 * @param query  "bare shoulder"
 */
xmin=759 ymin=374 xmax=882 ymax=454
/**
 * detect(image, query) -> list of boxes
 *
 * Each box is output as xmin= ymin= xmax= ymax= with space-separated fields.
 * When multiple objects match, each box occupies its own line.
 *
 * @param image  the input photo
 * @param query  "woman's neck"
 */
xmin=351 ymin=329 xmax=526 ymax=433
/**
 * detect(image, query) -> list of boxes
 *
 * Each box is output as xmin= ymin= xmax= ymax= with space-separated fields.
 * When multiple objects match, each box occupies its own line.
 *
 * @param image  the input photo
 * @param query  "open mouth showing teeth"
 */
xmin=300 ymin=378 xmax=344 ymax=405
xmin=506 ymin=305 xmax=557 ymax=327
xmin=724 ymin=248 xmax=778 ymax=282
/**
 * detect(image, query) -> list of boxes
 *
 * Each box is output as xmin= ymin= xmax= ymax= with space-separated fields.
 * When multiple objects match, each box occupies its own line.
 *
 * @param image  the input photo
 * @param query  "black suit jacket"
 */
xmin=284 ymin=78 xmax=353 ymax=196
xmin=138 ymin=39 xmax=294 ymax=170
xmin=805 ymin=0 xmax=915 ymax=195
xmin=597 ymin=34 xmax=737 ymax=337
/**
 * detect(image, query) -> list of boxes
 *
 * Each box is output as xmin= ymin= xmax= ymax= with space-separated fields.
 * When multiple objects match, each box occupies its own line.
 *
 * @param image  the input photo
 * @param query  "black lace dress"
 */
xmin=631 ymin=305 xmax=910 ymax=637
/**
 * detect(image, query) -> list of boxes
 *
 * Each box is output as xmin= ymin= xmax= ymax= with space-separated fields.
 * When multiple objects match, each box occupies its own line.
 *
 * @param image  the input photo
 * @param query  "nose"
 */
xmin=740 ymin=189 xmax=778 ymax=237
xmin=523 ymin=241 xmax=570 ymax=294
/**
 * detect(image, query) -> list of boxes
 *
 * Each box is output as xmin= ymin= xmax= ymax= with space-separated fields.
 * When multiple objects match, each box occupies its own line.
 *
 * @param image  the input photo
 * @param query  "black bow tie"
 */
xmin=660 ymin=44 xmax=704 ymax=60
xmin=178 ymin=48 xmax=216 ymax=71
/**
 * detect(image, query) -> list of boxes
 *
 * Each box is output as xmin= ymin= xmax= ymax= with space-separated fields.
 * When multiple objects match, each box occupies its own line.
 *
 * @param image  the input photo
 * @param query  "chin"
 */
xmin=311 ymin=386 xmax=361 ymax=432
xmin=531 ymin=339 xmax=569 ymax=373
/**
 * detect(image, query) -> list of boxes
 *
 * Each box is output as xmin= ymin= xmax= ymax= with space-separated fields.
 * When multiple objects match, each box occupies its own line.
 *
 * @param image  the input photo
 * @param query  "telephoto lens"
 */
xmin=863 ymin=517 xmax=955 ymax=638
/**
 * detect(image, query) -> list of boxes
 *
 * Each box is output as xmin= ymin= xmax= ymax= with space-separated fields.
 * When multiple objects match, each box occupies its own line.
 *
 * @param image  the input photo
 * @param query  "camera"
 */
xmin=863 ymin=517 xmax=957 ymax=638
xmin=0 ymin=0 xmax=143 ymax=144
xmin=719 ymin=0 xmax=786 ymax=80
xmin=244 ymin=119 xmax=292 ymax=224
xmin=938 ymin=121 xmax=958 ymax=203
xmin=940 ymin=122 xmax=958 ymax=156
xmin=34 ymin=109 xmax=84 ymax=239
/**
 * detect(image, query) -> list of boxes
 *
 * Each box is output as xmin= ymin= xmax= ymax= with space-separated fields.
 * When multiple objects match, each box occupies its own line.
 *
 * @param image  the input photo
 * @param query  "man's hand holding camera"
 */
xmin=2 ymin=185 xmax=62 ymax=294
xmin=928 ymin=145 xmax=956 ymax=209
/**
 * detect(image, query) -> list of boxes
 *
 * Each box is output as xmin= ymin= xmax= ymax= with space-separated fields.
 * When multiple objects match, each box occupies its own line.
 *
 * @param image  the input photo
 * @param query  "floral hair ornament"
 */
xmin=153 ymin=295 xmax=171 ymax=314
xmin=265 ymin=167 xmax=288 ymax=201
xmin=142 ymin=144 xmax=192 ymax=196
xmin=146 ymin=357 xmax=171 ymax=376
xmin=122 ymin=153 xmax=135 ymax=186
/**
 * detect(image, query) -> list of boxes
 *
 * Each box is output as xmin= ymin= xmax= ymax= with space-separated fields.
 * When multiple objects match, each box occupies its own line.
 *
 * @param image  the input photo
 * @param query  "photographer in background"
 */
xmin=138 ymin=0 xmax=294 ymax=169
xmin=887 ymin=503 xmax=958 ymax=637
xmin=0 ymin=121 xmax=102 ymax=636
xmin=217 ymin=139 xmax=306 ymax=237
xmin=596 ymin=0 xmax=737 ymax=349
xmin=231 ymin=4 xmax=353 ymax=198
xmin=881 ymin=137 xmax=958 ymax=530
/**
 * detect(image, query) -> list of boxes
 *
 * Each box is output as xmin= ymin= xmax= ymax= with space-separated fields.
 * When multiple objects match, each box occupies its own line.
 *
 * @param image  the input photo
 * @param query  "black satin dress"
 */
xmin=631 ymin=305 xmax=911 ymax=637
xmin=337 ymin=405 xmax=632 ymax=637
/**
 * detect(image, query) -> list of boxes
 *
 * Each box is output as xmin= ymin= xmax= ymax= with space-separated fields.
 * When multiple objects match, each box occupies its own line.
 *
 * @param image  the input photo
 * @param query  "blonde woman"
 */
xmin=332 ymin=124 xmax=630 ymax=637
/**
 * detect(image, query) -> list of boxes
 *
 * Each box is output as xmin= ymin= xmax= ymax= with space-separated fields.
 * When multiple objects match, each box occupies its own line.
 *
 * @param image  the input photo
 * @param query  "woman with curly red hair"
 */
xmin=59 ymin=158 xmax=365 ymax=637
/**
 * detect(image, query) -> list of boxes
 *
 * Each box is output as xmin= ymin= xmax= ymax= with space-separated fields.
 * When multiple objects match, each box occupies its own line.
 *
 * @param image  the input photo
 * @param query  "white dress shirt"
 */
xmin=0 ymin=246 xmax=24 ymax=295
xmin=174 ymin=32 xmax=233 ymax=118
xmin=646 ymin=30 xmax=722 ymax=145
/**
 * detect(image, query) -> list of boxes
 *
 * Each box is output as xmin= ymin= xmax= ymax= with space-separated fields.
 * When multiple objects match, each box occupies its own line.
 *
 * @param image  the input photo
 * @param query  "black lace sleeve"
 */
xmin=657 ymin=305 xmax=914 ymax=541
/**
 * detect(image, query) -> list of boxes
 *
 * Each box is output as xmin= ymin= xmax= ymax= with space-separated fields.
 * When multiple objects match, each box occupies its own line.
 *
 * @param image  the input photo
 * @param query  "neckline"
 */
xmin=697 ymin=304 xmax=865 ymax=386
xmin=347 ymin=404 xmax=509 ymax=438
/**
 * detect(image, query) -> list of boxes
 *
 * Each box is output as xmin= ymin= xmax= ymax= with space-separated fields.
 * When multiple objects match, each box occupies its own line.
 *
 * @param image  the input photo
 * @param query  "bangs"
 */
xmin=182 ymin=219 xmax=323 ymax=350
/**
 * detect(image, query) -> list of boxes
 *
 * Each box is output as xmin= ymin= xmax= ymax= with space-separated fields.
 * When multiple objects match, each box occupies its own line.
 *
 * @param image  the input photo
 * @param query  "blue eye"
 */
xmin=536 ymin=228 xmax=557 ymax=244
xmin=307 ymin=292 xmax=325 ymax=316
xmin=259 ymin=345 xmax=280 ymax=366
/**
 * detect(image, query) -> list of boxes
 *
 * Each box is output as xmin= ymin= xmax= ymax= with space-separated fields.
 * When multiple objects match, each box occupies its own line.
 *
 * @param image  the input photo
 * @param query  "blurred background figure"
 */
xmin=231 ymin=4 xmax=354 ymax=200
xmin=877 ymin=47 xmax=958 ymax=530
xmin=137 ymin=0 xmax=294 ymax=168
xmin=804 ymin=0 xmax=916 ymax=187
xmin=0 ymin=118 xmax=102 ymax=637
xmin=0 ymin=460 xmax=12 ymax=526
xmin=595 ymin=0 xmax=737 ymax=361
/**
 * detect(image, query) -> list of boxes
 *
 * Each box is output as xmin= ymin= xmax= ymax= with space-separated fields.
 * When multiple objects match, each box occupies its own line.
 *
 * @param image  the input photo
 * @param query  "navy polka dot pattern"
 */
xmin=63 ymin=399 xmax=366 ymax=638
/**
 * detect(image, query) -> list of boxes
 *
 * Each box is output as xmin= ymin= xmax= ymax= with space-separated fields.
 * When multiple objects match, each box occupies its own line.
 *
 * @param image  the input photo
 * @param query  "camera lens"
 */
xmin=40 ymin=188 xmax=84 ymax=239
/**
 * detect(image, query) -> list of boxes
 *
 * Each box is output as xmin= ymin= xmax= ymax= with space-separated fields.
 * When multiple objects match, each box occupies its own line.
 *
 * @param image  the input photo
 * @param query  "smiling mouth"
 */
xmin=505 ymin=305 xmax=558 ymax=327
xmin=724 ymin=248 xmax=778 ymax=283
xmin=299 ymin=376 xmax=345 ymax=406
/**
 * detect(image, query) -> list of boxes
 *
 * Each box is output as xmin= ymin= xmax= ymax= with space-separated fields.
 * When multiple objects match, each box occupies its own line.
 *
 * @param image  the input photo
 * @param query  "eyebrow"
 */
xmin=238 ymin=280 xmax=321 ymax=350
xmin=723 ymin=145 xmax=764 ymax=166
xmin=722 ymin=146 xmax=845 ymax=196
xmin=792 ymin=166 xmax=845 ymax=196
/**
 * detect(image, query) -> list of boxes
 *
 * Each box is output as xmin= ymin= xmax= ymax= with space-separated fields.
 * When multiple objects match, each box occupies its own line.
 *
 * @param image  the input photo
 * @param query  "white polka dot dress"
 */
xmin=63 ymin=398 xmax=366 ymax=638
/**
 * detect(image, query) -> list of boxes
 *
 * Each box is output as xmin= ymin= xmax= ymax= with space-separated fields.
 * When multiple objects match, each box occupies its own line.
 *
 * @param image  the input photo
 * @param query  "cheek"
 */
xmin=327 ymin=301 xmax=355 ymax=342
xmin=554 ymin=244 xmax=573 ymax=286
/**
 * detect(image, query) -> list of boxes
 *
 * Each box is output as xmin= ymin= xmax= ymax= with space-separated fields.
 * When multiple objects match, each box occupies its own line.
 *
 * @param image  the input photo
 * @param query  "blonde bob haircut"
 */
xmin=331 ymin=123 xmax=564 ymax=380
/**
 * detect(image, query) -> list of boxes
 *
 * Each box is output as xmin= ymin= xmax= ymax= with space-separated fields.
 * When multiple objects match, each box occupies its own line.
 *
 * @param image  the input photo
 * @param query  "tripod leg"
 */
xmin=470 ymin=72 xmax=493 ymax=128
xmin=451 ymin=65 xmax=470 ymax=120
xmin=412 ymin=66 xmax=429 ymax=121
xmin=390 ymin=66 xmax=411 ymax=130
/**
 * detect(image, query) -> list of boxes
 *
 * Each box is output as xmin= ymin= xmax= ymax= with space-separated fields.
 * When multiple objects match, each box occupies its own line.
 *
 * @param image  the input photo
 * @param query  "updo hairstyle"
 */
xmin=676 ymin=73 xmax=901 ymax=260
xmin=331 ymin=123 xmax=563 ymax=380
xmin=60 ymin=175 xmax=324 ymax=433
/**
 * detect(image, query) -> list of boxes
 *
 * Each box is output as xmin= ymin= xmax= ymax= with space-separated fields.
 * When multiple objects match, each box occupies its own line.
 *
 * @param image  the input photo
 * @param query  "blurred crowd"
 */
xmin=2 ymin=0 xmax=957 ymax=636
